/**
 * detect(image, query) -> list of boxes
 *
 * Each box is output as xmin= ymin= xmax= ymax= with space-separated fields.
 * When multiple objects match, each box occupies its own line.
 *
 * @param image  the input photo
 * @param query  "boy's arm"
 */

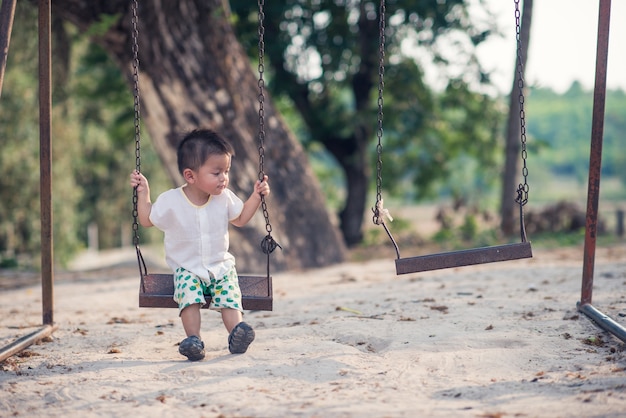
xmin=231 ymin=175 xmax=270 ymax=228
xmin=130 ymin=170 xmax=154 ymax=227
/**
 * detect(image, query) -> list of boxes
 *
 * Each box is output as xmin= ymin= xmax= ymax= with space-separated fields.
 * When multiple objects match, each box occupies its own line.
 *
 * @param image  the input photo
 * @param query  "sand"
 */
xmin=1 ymin=244 xmax=625 ymax=417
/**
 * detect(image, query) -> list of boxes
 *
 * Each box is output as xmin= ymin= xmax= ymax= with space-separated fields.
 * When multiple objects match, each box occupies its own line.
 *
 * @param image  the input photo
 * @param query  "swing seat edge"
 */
xmin=395 ymin=241 xmax=532 ymax=275
xmin=139 ymin=273 xmax=273 ymax=311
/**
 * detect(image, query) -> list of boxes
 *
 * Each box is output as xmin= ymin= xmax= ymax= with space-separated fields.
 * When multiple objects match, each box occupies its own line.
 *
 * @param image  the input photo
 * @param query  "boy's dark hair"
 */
xmin=177 ymin=129 xmax=235 ymax=174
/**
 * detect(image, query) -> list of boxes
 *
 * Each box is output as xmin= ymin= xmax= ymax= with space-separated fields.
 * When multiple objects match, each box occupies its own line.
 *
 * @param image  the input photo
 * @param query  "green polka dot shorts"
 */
xmin=173 ymin=267 xmax=243 ymax=313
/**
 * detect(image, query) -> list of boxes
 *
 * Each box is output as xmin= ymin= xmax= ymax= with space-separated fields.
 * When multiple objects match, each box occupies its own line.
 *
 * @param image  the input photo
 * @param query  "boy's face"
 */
xmin=189 ymin=153 xmax=231 ymax=196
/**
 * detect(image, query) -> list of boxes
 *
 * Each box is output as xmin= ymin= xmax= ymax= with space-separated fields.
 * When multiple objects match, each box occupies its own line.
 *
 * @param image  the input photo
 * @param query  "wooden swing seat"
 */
xmin=139 ymin=273 xmax=273 ymax=311
xmin=395 ymin=241 xmax=532 ymax=275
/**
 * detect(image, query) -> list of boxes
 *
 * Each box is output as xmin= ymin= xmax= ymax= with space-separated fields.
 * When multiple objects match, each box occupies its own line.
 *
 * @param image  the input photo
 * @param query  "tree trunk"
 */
xmin=337 ymin=137 xmax=369 ymax=247
xmin=501 ymin=0 xmax=533 ymax=236
xmin=51 ymin=0 xmax=347 ymax=271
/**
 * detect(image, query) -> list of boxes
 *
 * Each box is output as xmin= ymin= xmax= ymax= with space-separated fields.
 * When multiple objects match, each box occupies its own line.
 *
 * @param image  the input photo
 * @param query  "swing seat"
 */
xmin=139 ymin=273 xmax=273 ymax=311
xmin=395 ymin=241 xmax=532 ymax=275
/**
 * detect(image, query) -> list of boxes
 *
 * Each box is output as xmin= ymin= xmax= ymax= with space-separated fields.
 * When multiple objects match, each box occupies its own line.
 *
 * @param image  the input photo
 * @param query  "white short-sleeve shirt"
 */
xmin=149 ymin=186 xmax=244 ymax=280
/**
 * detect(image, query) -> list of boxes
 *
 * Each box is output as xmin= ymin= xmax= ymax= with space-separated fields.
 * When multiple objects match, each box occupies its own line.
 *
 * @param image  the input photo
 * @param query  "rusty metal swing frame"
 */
xmin=372 ymin=0 xmax=532 ymax=275
xmin=0 ymin=0 xmax=58 ymax=363
xmin=131 ymin=0 xmax=277 ymax=311
xmin=576 ymin=0 xmax=626 ymax=343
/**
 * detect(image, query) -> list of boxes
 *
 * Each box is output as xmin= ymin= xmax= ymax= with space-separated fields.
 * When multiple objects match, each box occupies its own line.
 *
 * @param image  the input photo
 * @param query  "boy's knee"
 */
xmin=179 ymin=302 xmax=202 ymax=316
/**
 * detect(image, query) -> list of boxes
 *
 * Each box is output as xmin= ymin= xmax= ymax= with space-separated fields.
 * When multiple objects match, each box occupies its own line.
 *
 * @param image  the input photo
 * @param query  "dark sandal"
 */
xmin=179 ymin=335 xmax=205 ymax=361
xmin=228 ymin=322 xmax=255 ymax=354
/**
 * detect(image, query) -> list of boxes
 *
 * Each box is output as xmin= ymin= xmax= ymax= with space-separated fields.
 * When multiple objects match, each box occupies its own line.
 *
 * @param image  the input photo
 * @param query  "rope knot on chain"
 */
xmin=261 ymin=234 xmax=282 ymax=255
xmin=515 ymin=183 xmax=528 ymax=206
xmin=373 ymin=199 xmax=393 ymax=225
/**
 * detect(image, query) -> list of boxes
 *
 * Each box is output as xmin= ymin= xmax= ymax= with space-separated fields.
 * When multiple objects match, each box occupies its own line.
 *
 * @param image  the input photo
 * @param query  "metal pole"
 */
xmin=0 ymin=324 xmax=58 ymax=363
xmin=577 ymin=0 xmax=626 ymax=343
xmin=0 ymin=0 xmax=17 ymax=98
xmin=580 ymin=0 xmax=611 ymax=306
xmin=39 ymin=0 xmax=54 ymax=325
xmin=0 ymin=0 xmax=58 ymax=362
xmin=578 ymin=303 xmax=626 ymax=343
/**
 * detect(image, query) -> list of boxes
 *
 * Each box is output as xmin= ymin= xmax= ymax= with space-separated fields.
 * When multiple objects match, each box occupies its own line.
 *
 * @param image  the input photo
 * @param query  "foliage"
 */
xmin=0 ymin=3 xmax=74 ymax=267
xmin=381 ymin=76 xmax=502 ymax=202
xmin=527 ymin=83 xmax=626 ymax=192
xmin=2 ymin=2 xmax=624 ymax=266
xmin=0 ymin=2 xmax=166 ymax=268
xmin=230 ymin=0 xmax=503 ymax=245
xmin=70 ymin=37 xmax=167 ymax=250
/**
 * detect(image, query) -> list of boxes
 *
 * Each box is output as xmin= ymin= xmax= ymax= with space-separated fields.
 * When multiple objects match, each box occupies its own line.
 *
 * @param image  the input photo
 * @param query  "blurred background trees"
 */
xmin=230 ymin=0 xmax=504 ymax=246
xmin=1 ymin=1 xmax=625 ymax=270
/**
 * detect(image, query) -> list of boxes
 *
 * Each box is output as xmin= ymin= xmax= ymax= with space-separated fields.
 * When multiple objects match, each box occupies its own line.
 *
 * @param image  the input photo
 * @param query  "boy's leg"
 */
xmin=173 ymin=267 xmax=207 ymax=338
xmin=222 ymin=308 xmax=255 ymax=354
xmin=221 ymin=307 xmax=243 ymax=333
xmin=211 ymin=268 xmax=253 ymax=354
xmin=181 ymin=303 xmax=202 ymax=337
xmin=179 ymin=304 xmax=205 ymax=361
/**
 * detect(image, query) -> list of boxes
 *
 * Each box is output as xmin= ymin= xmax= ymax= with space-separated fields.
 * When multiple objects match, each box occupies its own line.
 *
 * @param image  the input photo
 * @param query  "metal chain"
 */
xmin=373 ymin=0 xmax=386 ymax=225
xmin=514 ymin=0 xmax=529 ymax=206
xmin=130 ymin=0 xmax=148 ymax=276
xmin=130 ymin=0 xmax=278 ymax=261
xmin=257 ymin=0 xmax=280 ymax=255
xmin=131 ymin=0 xmax=142 ymax=248
xmin=371 ymin=0 xmax=400 ymax=258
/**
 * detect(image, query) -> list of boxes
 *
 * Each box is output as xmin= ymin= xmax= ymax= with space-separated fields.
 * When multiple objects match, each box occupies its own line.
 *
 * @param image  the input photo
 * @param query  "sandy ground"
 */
xmin=1 ymin=244 xmax=625 ymax=417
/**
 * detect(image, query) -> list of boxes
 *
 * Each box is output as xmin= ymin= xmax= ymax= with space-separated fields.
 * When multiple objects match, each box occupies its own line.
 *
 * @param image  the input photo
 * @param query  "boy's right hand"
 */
xmin=130 ymin=170 xmax=153 ymax=227
xmin=130 ymin=170 xmax=149 ymax=194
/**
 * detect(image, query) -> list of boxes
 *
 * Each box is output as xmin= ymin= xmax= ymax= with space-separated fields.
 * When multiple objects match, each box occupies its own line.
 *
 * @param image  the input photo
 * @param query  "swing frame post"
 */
xmin=0 ymin=0 xmax=59 ymax=363
xmin=577 ymin=0 xmax=626 ymax=343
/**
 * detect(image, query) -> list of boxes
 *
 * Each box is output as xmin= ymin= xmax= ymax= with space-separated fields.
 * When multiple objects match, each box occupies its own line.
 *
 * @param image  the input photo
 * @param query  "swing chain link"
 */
xmin=371 ymin=0 xmax=400 ymax=259
xmin=257 ymin=0 xmax=281 ymax=255
xmin=514 ymin=0 xmax=529 ymax=207
xmin=131 ymin=0 xmax=141 ymax=248
xmin=373 ymin=0 xmax=386 ymax=226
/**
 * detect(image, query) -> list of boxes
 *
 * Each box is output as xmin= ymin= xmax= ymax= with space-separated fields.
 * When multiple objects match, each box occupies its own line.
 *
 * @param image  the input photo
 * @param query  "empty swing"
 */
xmin=372 ymin=0 xmax=532 ymax=275
xmin=130 ymin=0 xmax=279 ymax=310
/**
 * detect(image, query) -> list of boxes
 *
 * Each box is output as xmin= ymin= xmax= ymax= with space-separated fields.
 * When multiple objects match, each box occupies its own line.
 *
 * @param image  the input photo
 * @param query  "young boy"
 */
xmin=130 ymin=129 xmax=270 ymax=361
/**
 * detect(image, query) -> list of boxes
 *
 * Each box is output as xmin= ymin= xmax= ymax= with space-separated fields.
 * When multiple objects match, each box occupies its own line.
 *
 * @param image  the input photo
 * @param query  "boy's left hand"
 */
xmin=255 ymin=175 xmax=270 ymax=197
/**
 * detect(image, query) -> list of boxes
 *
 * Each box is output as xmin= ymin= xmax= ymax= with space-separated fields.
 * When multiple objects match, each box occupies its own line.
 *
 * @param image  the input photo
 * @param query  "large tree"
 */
xmin=50 ymin=0 xmax=347 ymax=271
